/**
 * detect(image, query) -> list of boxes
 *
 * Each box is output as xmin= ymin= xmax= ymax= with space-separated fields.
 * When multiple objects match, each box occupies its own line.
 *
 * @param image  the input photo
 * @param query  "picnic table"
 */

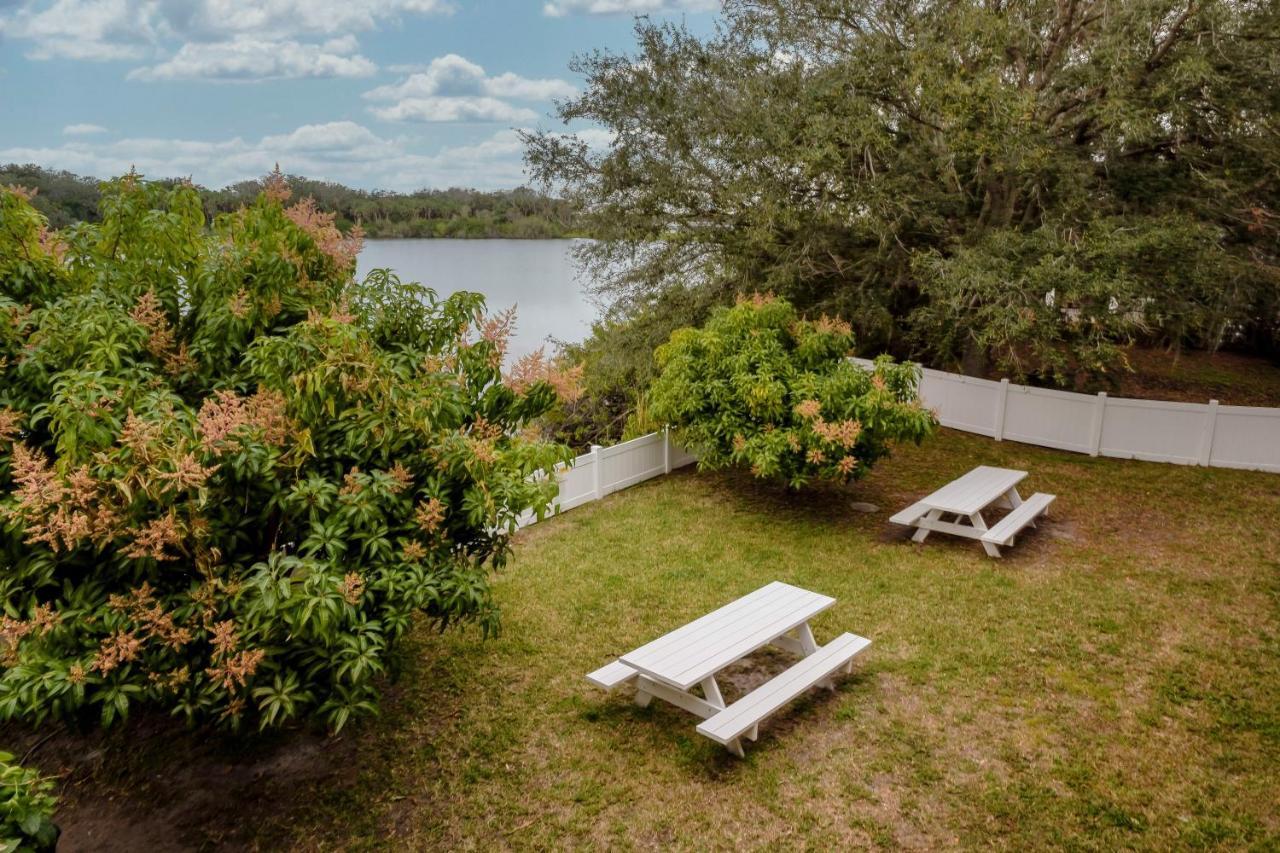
xmin=889 ymin=464 xmax=1055 ymax=557
xmin=587 ymin=581 xmax=870 ymax=756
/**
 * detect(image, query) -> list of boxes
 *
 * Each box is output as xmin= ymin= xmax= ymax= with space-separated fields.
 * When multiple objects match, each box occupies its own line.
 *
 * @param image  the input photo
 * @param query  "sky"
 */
xmin=0 ymin=0 xmax=719 ymax=191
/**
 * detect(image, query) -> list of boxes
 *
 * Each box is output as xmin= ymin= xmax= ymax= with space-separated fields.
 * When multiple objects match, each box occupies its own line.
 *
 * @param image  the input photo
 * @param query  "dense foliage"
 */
xmin=650 ymin=296 xmax=935 ymax=487
xmin=0 ymin=176 xmax=570 ymax=732
xmin=527 ymin=0 xmax=1280 ymax=389
xmin=1 ymin=164 xmax=579 ymax=239
xmin=0 ymin=752 xmax=57 ymax=852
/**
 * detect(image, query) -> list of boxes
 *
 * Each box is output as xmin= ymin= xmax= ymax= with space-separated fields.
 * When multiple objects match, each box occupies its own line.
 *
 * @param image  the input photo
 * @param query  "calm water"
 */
xmin=357 ymin=239 xmax=598 ymax=358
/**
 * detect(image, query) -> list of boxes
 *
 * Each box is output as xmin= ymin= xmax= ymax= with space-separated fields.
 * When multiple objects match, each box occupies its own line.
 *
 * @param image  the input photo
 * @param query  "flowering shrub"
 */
xmin=0 ymin=175 xmax=570 ymax=731
xmin=649 ymin=296 xmax=935 ymax=487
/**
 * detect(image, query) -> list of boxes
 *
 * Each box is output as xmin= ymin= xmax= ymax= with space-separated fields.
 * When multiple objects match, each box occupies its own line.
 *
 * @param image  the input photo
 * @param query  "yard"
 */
xmin=32 ymin=430 xmax=1280 ymax=850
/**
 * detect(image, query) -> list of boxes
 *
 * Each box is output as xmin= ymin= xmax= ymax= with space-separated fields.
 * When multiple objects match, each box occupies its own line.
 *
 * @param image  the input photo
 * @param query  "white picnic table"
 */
xmin=890 ymin=464 xmax=1055 ymax=557
xmin=587 ymin=581 xmax=870 ymax=756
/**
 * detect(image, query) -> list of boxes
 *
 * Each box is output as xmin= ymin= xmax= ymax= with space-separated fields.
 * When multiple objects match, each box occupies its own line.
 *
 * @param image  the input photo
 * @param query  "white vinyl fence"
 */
xmin=863 ymin=360 xmax=1280 ymax=474
xmin=517 ymin=429 xmax=697 ymax=527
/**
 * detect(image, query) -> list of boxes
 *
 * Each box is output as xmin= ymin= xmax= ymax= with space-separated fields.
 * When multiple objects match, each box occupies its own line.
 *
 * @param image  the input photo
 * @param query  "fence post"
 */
xmin=591 ymin=444 xmax=603 ymax=500
xmin=662 ymin=427 xmax=671 ymax=475
xmin=1089 ymin=392 xmax=1107 ymax=457
xmin=993 ymin=378 xmax=1010 ymax=441
xmin=1198 ymin=400 xmax=1219 ymax=467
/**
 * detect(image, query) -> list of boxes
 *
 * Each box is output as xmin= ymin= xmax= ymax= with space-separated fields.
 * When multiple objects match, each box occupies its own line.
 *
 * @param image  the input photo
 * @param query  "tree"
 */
xmin=0 ymin=176 xmax=571 ymax=732
xmin=649 ymin=295 xmax=935 ymax=488
xmin=525 ymin=0 xmax=1280 ymax=381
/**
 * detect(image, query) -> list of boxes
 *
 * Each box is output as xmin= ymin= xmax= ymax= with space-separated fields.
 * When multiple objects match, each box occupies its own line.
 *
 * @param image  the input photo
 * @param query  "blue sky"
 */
xmin=0 ymin=0 xmax=718 ymax=190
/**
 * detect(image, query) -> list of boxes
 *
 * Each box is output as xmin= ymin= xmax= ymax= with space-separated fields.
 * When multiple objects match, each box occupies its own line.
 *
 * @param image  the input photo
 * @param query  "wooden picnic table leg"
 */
xmin=969 ymin=511 xmax=1002 ymax=558
xmin=1005 ymin=487 xmax=1024 ymax=509
xmin=912 ymin=508 xmax=943 ymax=542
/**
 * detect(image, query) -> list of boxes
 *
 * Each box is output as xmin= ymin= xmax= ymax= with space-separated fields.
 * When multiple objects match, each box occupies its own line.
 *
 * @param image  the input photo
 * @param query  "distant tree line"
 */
xmin=0 ymin=164 xmax=580 ymax=239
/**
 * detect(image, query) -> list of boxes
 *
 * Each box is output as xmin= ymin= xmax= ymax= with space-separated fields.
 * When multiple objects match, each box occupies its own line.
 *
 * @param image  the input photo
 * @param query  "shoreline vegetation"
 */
xmin=0 ymin=163 xmax=581 ymax=240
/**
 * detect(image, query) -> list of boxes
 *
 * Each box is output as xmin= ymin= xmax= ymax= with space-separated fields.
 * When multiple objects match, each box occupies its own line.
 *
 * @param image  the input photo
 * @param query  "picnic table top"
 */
xmin=619 ymin=581 xmax=835 ymax=691
xmin=920 ymin=465 xmax=1027 ymax=515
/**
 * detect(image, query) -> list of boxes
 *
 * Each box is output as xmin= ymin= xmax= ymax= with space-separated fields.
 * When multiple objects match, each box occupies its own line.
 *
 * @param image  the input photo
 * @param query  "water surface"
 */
xmin=357 ymin=239 xmax=597 ymax=358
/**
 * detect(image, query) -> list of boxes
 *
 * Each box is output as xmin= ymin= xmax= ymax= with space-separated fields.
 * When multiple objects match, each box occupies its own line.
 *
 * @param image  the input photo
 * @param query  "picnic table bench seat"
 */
xmin=586 ymin=659 xmax=638 ymax=691
xmin=980 ymin=492 xmax=1055 ymax=548
xmin=888 ymin=499 xmax=932 ymax=527
xmin=696 ymin=632 xmax=871 ymax=756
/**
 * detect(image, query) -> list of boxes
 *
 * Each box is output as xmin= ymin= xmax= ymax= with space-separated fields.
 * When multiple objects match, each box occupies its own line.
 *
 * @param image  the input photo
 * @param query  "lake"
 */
xmin=357 ymin=238 xmax=599 ymax=358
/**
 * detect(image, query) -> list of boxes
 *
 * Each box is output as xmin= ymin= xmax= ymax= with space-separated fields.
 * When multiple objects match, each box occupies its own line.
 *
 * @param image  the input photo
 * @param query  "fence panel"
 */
xmin=517 ymin=429 xmax=699 ymax=528
xmin=599 ymin=432 xmax=667 ymax=495
xmin=1001 ymin=386 xmax=1096 ymax=454
xmin=1210 ymin=407 xmax=1280 ymax=473
xmin=555 ymin=453 xmax=598 ymax=511
xmin=917 ymin=370 xmax=1002 ymax=437
xmin=1097 ymin=398 xmax=1207 ymax=465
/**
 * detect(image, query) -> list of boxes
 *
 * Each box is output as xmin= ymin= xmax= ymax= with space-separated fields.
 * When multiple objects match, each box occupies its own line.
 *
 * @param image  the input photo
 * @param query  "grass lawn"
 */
xmin=29 ymin=430 xmax=1280 ymax=850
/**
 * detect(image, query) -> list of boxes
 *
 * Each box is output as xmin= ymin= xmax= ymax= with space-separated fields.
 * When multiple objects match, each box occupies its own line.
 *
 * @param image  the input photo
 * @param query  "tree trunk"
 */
xmin=961 ymin=335 xmax=988 ymax=377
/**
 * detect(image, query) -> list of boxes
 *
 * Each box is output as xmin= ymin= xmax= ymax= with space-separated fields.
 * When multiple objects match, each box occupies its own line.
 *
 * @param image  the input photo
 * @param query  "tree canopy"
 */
xmin=526 ymin=0 xmax=1280 ymax=384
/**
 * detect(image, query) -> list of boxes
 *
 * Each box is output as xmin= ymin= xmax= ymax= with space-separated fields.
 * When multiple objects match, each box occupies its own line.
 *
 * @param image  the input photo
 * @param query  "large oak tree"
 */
xmin=526 ymin=0 xmax=1279 ymax=383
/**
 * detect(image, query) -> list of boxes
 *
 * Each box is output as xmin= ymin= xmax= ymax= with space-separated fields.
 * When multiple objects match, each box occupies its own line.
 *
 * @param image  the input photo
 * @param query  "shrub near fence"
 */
xmin=852 ymin=359 xmax=1280 ymax=474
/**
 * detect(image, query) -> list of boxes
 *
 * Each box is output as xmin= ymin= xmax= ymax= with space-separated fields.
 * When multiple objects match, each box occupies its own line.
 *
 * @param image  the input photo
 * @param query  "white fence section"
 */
xmin=518 ymin=429 xmax=698 ymax=527
xmin=855 ymin=359 xmax=1280 ymax=473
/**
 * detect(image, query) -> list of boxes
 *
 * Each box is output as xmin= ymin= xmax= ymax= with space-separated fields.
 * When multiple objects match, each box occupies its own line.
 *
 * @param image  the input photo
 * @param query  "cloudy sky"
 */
xmin=0 ymin=0 xmax=718 ymax=191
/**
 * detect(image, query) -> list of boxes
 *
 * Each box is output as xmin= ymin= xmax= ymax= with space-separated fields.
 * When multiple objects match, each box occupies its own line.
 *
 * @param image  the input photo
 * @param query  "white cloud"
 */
xmin=364 ymin=54 xmax=575 ymax=124
xmin=0 ymin=122 xmax=533 ymax=191
xmin=485 ymin=72 xmax=578 ymax=101
xmin=542 ymin=0 xmax=717 ymax=16
xmin=369 ymin=97 xmax=538 ymax=123
xmin=0 ymin=0 xmax=450 ymax=76
xmin=63 ymin=123 xmax=108 ymax=135
xmin=127 ymin=36 xmax=376 ymax=81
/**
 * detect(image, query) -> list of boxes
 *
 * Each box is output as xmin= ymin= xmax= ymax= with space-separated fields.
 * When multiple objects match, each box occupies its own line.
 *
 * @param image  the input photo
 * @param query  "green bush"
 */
xmin=0 ymin=751 xmax=57 ymax=852
xmin=649 ymin=296 xmax=935 ymax=488
xmin=0 ymin=175 xmax=570 ymax=732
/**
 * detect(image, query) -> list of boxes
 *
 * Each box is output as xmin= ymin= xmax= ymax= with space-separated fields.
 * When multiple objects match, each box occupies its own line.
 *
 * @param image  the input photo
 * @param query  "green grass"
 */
xmin=44 ymin=431 xmax=1280 ymax=849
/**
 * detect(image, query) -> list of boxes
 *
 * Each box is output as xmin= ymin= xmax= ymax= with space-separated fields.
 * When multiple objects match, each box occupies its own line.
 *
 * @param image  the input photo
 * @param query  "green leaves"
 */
xmin=0 ymin=177 xmax=572 ymax=735
xmin=650 ymin=296 xmax=935 ymax=487
xmin=0 ymin=751 xmax=58 ymax=852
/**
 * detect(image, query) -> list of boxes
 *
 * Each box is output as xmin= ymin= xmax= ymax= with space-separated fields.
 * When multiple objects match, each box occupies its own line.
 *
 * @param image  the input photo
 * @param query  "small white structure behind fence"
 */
xmin=865 ymin=360 xmax=1280 ymax=474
